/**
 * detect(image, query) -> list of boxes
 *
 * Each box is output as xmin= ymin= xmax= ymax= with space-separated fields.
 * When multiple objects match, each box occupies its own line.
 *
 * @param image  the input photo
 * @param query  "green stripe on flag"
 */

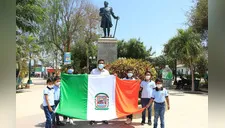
xmin=56 ymin=73 xmax=88 ymax=120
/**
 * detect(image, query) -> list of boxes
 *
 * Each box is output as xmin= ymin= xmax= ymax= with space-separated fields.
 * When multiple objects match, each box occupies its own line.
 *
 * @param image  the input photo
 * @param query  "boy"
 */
xmin=140 ymin=71 xmax=156 ymax=125
xmin=53 ymin=76 xmax=64 ymax=126
xmin=146 ymin=78 xmax=170 ymax=128
xmin=123 ymin=69 xmax=136 ymax=124
xmin=43 ymin=78 xmax=55 ymax=128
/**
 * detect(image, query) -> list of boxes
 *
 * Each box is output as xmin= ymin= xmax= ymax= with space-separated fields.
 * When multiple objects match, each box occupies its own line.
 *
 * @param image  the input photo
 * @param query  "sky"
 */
xmin=91 ymin=0 xmax=194 ymax=57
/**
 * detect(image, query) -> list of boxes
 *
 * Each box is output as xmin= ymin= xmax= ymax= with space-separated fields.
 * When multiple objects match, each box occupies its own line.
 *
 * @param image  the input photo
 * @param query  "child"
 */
xmin=140 ymin=71 xmax=156 ymax=125
xmin=146 ymin=78 xmax=170 ymax=128
xmin=123 ymin=69 xmax=136 ymax=124
xmin=53 ymin=76 xmax=65 ymax=126
xmin=43 ymin=78 xmax=55 ymax=128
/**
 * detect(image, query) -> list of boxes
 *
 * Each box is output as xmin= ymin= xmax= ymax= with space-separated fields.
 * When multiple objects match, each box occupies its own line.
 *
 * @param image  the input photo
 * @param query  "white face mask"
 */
xmin=157 ymin=84 xmax=163 ymax=88
xmin=55 ymin=82 xmax=60 ymax=86
xmin=127 ymin=73 xmax=133 ymax=78
xmin=48 ymin=84 xmax=54 ymax=88
xmin=145 ymin=76 xmax=151 ymax=80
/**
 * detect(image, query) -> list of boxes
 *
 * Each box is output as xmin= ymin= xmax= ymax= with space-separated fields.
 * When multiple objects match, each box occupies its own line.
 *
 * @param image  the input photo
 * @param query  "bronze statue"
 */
xmin=100 ymin=1 xmax=119 ymax=38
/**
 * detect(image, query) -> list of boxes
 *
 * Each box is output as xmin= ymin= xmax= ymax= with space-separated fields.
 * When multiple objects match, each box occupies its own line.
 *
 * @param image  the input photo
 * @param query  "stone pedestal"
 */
xmin=97 ymin=38 xmax=117 ymax=64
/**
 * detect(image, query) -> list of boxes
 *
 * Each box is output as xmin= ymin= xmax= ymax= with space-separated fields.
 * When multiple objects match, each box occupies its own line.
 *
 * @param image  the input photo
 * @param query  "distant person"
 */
xmin=140 ymin=71 xmax=156 ymax=126
xmin=146 ymin=78 xmax=170 ymax=128
xmin=53 ymin=76 xmax=65 ymax=126
xmin=89 ymin=59 xmax=110 ymax=125
xmin=123 ymin=69 xmax=136 ymax=124
xmin=43 ymin=78 xmax=55 ymax=128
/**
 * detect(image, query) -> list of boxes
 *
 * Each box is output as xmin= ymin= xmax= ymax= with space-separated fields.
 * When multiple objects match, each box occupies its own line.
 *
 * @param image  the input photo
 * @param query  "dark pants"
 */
xmin=43 ymin=105 xmax=55 ymax=128
xmin=153 ymin=102 xmax=165 ymax=128
xmin=54 ymin=100 xmax=60 ymax=124
xmin=127 ymin=114 xmax=133 ymax=120
xmin=141 ymin=98 xmax=152 ymax=123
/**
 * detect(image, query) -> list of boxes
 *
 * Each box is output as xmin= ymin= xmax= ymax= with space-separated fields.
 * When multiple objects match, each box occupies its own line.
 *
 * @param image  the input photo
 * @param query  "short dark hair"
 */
xmin=145 ymin=71 xmax=151 ymax=75
xmin=127 ymin=68 xmax=133 ymax=72
xmin=46 ymin=77 xmax=53 ymax=84
xmin=98 ymin=59 xmax=105 ymax=64
xmin=155 ymin=78 xmax=163 ymax=83
xmin=54 ymin=76 xmax=60 ymax=82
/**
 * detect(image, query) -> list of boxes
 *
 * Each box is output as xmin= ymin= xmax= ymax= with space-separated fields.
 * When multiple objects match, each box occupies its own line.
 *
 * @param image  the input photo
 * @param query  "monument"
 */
xmin=97 ymin=1 xmax=119 ymax=63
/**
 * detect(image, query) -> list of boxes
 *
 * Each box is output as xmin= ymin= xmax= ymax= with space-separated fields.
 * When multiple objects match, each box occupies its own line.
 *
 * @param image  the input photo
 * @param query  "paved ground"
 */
xmin=16 ymin=78 xmax=208 ymax=128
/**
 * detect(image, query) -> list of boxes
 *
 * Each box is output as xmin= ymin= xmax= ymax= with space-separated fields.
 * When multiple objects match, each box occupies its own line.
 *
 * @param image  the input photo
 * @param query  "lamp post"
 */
xmin=27 ymin=51 xmax=32 ymax=85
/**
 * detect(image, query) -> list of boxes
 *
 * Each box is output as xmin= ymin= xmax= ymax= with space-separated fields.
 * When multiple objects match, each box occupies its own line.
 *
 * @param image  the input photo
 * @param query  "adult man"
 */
xmin=89 ymin=59 xmax=110 ymax=125
xmin=100 ymin=1 xmax=119 ymax=37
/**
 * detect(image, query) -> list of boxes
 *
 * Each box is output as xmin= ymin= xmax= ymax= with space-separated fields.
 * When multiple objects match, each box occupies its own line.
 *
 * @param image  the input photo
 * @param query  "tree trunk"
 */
xmin=191 ymin=64 xmax=195 ymax=91
xmin=86 ymin=44 xmax=89 ymax=73
xmin=174 ymin=59 xmax=177 ymax=85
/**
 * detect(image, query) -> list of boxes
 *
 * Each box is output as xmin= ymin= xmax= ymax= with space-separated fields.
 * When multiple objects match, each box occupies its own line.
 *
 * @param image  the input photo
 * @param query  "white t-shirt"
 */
xmin=43 ymin=87 xmax=55 ymax=106
xmin=140 ymin=80 xmax=156 ymax=98
xmin=90 ymin=68 xmax=110 ymax=75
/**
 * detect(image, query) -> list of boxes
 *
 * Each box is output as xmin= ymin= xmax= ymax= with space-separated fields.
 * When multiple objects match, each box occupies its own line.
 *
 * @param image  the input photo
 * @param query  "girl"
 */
xmin=123 ymin=69 xmax=136 ymax=124
xmin=140 ymin=71 xmax=156 ymax=125
xmin=146 ymin=78 xmax=170 ymax=128
xmin=43 ymin=78 xmax=55 ymax=128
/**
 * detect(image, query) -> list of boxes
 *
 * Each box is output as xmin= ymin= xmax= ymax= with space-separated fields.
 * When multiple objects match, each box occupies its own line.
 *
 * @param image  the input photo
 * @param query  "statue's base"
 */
xmin=97 ymin=38 xmax=117 ymax=64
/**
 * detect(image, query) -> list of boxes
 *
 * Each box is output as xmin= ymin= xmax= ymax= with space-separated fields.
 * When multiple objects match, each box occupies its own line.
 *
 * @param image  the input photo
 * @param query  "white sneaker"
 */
xmin=69 ymin=119 xmax=76 ymax=125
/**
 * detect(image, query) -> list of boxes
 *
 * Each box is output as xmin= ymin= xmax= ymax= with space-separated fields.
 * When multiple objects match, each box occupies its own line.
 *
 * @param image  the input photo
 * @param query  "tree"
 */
xmin=164 ymin=28 xmax=203 ymax=91
xmin=188 ymin=0 xmax=208 ymax=41
xmin=16 ymin=34 xmax=41 ymax=78
xmin=16 ymin=0 xmax=45 ymax=33
xmin=117 ymin=38 xmax=155 ymax=60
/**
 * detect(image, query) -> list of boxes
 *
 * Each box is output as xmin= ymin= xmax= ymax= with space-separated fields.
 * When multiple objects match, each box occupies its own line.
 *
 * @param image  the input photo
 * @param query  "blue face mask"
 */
xmin=127 ymin=73 xmax=133 ymax=78
xmin=67 ymin=69 xmax=74 ymax=74
xmin=98 ymin=64 xmax=104 ymax=69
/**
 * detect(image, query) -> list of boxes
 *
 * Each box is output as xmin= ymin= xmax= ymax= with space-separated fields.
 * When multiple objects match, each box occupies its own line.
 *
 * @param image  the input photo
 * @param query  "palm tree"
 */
xmin=164 ymin=28 xmax=203 ymax=91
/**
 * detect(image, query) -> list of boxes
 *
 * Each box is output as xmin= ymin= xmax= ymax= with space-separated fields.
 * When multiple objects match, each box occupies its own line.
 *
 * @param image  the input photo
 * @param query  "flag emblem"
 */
xmin=95 ymin=93 xmax=109 ymax=110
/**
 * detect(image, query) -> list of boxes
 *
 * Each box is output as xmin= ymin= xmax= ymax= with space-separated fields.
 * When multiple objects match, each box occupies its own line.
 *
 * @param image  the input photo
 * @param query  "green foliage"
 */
xmin=188 ymin=0 xmax=208 ymax=41
xmin=195 ymin=54 xmax=208 ymax=77
xmin=107 ymin=59 xmax=157 ymax=80
xmin=117 ymin=38 xmax=155 ymax=59
xmin=16 ymin=0 xmax=45 ymax=33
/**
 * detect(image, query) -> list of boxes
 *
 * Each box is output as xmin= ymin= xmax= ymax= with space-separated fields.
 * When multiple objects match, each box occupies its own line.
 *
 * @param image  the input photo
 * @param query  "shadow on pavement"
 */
xmin=40 ymin=121 xmax=139 ymax=128
xmin=35 ymin=122 xmax=45 ymax=127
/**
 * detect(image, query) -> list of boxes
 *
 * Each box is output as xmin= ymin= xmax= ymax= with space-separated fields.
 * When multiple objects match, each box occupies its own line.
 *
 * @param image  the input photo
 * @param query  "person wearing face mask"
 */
xmin=62 ymin=66 xmax=76 ymax=125
xmin=122 ymin=69 xmax=136 ymax=124
xmin=140 ymin=71 xmax=156 ymax=126
xmin=53 ymin=76 xmax=65 ymax=126
xmin=89 ymin=59 xmax=110 ymax=125
xmin=43 ymin=78 xmax=55 ymax=128
xmin=146 ymin=78 xmax=170 ymax=128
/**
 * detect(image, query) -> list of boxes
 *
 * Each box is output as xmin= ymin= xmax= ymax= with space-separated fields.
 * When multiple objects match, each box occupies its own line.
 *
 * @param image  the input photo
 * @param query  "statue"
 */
xmin=100 ymin=1 xmax=119 ymax=38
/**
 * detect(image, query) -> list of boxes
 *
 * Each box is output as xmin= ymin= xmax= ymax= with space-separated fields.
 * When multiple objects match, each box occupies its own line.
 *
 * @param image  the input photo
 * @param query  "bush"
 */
xmin=106 ymin=58 xmax=157 ymax=80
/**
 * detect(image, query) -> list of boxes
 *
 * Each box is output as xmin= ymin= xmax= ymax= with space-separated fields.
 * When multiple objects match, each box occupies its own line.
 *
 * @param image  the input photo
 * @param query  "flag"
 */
xmin=55 ymin=73 xmax=145 ymax=121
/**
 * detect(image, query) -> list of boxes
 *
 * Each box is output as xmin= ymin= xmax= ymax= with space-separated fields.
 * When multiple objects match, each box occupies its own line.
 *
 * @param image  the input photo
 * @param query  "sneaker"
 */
xmin=125 ymin=118 xmax=132 ymax=124
xmin=103 ymin=120 xmax=108 ymax=124
xmin=148 ymin=121 xmax=152 ymax=125
xmin=141 ymin=121 xmax=145 ymax=125
xmin=69 ymin=119 xmax=76 ymax=125
xmin=89 ymin=121 xmax=95 ymax=125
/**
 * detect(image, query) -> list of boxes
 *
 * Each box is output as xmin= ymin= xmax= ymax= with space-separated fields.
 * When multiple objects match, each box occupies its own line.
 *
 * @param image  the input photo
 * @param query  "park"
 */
xmin=16 ymin=0 xmax=208 ymax=128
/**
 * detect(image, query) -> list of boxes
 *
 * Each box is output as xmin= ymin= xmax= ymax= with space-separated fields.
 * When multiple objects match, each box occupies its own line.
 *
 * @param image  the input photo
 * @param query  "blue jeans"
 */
xmin=141 ymin=98 xmax=152 ymax=123
xmin=43 ymin=106 xmax=55 ymax=128
xmin=54 ymin=100 xmax=60 ymax=124
xmin=154 ymin=102 xmax=165 ymax=128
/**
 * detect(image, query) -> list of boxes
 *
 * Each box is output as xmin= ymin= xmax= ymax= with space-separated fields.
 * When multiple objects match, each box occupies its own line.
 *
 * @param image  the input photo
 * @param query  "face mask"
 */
xmin=48 ymin=84 xmax=53 ymax=88
xmin=145 ymin=76 xmax=151 ymax=80
xmin=157 ymin=84 xmax=163 ymax=88
xmin=55 ymin=82 xmax=60 ymax=86
xmin=98 ymin=64 xmax=104 ymax=69
xmin=67 ymin=69 xmax=74 ymax=74
xmin=127 ymin=73 xmax=133 ymax=78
